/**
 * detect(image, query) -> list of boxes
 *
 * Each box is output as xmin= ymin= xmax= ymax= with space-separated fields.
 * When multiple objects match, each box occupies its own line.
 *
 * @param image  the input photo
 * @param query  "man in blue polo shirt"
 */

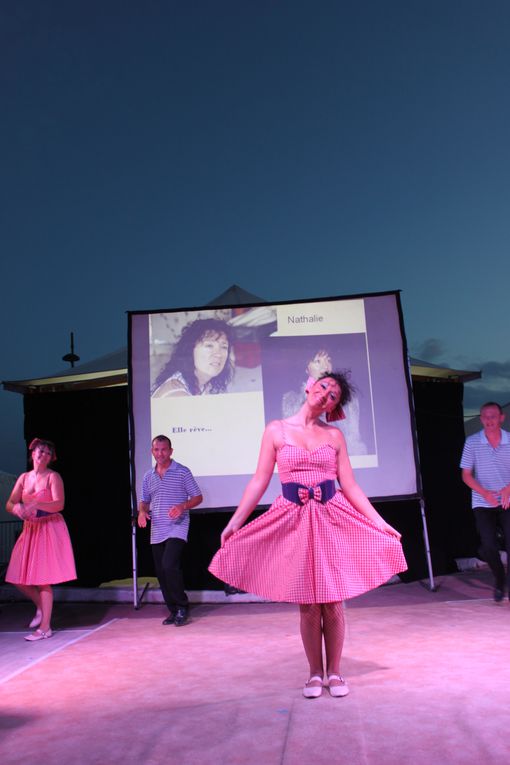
xmin=138 ymin=435 xmax=203 ymax=625
xmin=461 ymin=402 xmax=510 ymax=602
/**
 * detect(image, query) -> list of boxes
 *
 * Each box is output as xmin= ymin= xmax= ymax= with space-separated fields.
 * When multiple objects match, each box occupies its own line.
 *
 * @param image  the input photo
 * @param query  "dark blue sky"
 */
xmin=2 ymin=1 xmax=510 ymax=473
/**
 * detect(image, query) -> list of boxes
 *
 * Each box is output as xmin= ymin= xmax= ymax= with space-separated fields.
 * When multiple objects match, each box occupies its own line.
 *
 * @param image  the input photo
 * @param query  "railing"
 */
xmin=0 ymin=520 xmax=23 ymax=565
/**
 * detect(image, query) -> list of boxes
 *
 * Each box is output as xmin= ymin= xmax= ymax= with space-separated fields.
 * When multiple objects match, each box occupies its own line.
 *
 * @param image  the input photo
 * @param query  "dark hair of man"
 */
xmin=153 ymin=318 xmax=235 ymax=395
xmin=317 ymin=371 xmax=355 ymax=407
xmin=480 ymin=401 xmax=503 ymax=414
xmin=152 ymin=435 xmax=172 ymax=449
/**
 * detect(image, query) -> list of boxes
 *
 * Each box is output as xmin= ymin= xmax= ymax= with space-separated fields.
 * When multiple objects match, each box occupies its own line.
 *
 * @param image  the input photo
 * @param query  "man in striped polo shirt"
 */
xmin=138 ymin=435 xmax=203 ymax=626
xmin=461 ymin=402 xmax=510 ymax=602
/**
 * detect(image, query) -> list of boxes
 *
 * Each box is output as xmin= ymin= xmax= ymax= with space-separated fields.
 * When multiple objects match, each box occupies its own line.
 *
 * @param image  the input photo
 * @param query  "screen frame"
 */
xmin=127 ymin=289 xmax=423 ymax=516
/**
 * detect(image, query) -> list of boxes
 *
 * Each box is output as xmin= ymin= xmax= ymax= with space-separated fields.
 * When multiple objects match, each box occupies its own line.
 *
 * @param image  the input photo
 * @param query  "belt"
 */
xmin=281 ymin=480 xmax=336 ymax=506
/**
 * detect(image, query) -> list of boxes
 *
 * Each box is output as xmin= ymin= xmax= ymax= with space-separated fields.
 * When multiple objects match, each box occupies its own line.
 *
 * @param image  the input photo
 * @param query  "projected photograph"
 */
xmin=130 ymin=292 xmax=420 ymax=508
xmin=148 ymin=306 xmax=277 ymax=480
xmin=150 ymin=307 xmax=276 ymax=397
xmin=260 ymin=334 xmax=376 ymax=459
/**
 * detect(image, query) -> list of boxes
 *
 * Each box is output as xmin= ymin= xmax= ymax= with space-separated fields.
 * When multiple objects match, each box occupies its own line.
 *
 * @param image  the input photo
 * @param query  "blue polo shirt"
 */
xmin=141 ymin=460 xmax=201 ymax=543
xmin=460 ymin=429 xmax=510 ymax=508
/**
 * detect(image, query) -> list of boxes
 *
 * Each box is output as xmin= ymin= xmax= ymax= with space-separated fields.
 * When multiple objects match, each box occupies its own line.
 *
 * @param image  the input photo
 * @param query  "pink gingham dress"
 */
xmin=6 ymin=481 xmax=77 ymax=586
xmin=209 ymin=439 xmax=407 ymax=603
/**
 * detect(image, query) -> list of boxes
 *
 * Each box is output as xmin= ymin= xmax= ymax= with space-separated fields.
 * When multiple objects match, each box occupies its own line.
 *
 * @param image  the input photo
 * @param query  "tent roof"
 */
xmin=408 ymin=359 xmax=480 ymax=383
xmin=2 ymin=285 xmax=481 ymax=395
xmin=2 ymin=354 xmax=481 ymax=396
xmin=206 ymin=283 xmax=265 ymax=306
xmin=2 ymin=348 xmax=128 ymax=394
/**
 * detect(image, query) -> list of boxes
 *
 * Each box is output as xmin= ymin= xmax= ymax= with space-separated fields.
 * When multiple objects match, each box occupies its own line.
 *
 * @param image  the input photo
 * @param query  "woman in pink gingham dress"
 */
xmin=209 ymin=373 xmax=407 ymax=699
xmin=6 ymin=438 xmax=76 ymax=641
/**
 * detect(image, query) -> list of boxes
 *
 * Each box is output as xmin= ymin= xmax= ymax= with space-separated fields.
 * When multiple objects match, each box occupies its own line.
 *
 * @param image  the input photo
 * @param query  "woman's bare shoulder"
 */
xmin=48 ymin=469 xmax=63 ymax=483
xmin=14 ymin=471 xmax=29 ymax=487
xmin=323 ymin=423 xmax=346 ymax=450
xmin=152 ymin=375 xmax=189 ymax=398
xmin=262 ymin=420 xmax=284 ymax=448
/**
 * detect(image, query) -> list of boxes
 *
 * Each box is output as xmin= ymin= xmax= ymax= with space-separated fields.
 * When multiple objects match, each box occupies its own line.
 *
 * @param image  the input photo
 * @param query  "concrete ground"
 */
xmin=1 ymin=570 xmax=509 ymax=765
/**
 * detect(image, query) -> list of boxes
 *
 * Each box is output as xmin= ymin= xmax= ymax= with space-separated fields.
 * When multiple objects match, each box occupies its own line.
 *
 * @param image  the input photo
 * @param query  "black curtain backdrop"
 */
xmin=410 ymin=380 xmax=479 ymax=576
xmin=24 ymin=388 xmax=132 ymax=587
xmin=22 ymin=379 xmax=478 ymax=589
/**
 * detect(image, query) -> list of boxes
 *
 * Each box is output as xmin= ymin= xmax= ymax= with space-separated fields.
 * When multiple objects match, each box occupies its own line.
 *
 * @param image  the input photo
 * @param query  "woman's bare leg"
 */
xmin=15 ymin=584 xmax=42 ymax=625
xmin=38 ymin=585 xmax=53 ymax=633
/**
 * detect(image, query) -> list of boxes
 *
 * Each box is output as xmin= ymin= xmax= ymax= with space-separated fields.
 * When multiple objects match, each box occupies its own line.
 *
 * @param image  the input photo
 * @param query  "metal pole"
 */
xmin=419 ymin=497 xmax=437 ymax=591
xmin=131 ymin=520 xmax=139 ymax=609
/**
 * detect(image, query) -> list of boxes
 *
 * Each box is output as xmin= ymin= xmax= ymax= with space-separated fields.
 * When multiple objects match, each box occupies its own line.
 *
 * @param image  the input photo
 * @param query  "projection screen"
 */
xmin=128 ymin=291 xmax=421 ymax=511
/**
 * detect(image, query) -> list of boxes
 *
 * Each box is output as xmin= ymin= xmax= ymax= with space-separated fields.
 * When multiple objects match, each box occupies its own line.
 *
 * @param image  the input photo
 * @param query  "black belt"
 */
xmin=281 ymin=480 xmax=336 ymax=506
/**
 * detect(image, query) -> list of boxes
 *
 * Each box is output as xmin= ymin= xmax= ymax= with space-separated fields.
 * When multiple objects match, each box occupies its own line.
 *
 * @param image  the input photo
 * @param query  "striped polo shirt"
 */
xmin=141 ymin=460 xmax=201 ymax=543
xmin=460 ymin=429 xmax=510 ymax=508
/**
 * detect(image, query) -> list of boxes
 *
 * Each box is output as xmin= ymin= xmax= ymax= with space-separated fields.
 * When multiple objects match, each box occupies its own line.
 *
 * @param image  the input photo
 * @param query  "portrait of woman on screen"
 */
xmin=152 ymin=318 xmax=235 ymax=397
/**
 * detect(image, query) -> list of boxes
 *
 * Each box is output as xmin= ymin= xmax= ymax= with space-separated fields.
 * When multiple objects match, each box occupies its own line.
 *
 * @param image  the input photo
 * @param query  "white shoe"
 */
xmin=327 ymin=674 xmax=349 ymax=697
xmin=24 ymin=628 xmax=53 ymax=642
xmin=303 ymin=675 xmax=323 ymax=699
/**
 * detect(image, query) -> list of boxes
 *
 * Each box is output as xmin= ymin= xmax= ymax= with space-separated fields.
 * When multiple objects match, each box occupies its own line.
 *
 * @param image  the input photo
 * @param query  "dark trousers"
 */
xmin=474 ymin=507 xmax=510 ymax=590
xmin=152 ymin=538 xmax=188 ymax=611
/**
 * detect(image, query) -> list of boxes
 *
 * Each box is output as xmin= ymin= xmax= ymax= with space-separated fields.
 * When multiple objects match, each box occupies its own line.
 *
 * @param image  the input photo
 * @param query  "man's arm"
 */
xmin=461 ymin=468 xmax=500 ymax=507
xmin=168 ymin=494 xmax=203 ymax=519
xmin=500 ymin=486 xmax=510 ymax=509
xmin=137 ymin=500 xmax=151 ymax=528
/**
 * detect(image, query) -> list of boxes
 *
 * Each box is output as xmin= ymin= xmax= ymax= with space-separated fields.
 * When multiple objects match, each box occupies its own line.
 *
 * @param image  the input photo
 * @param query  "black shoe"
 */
xmin=174 ymin=607 xmax=189 ymax=627
xmin=494 ymin=588 xmax=504 ymax=603
xmin=162 ymin=611 xmax=177 ymax=625
xmin=224 ymin=584 xmax=246 ymax=595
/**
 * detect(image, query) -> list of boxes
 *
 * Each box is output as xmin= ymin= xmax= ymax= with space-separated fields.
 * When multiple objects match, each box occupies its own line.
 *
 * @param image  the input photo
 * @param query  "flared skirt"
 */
xmin=209 ymin=491 xmax=407 ymax=604
xmin=6 ymin=514 xmax=77 ymax=585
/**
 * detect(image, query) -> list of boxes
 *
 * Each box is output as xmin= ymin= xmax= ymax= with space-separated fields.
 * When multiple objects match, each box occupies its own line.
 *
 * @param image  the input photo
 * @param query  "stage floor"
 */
xmin=1 ymin=570 xmax=509 ymax=765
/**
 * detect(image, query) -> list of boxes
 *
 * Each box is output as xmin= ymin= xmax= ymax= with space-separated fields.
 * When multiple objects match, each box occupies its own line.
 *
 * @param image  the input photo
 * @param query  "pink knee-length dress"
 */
xmin=209 ymin=441 xmax=407 ymax=603
xmin=6 ymin=483 xmax=77 ymax=586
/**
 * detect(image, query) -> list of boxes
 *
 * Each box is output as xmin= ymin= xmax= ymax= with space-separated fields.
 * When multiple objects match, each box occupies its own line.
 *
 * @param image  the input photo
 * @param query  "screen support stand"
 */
xmin=132 ymin=521 xmax=140 ymax=609
xmin=419 ymin=497 xmax=437 ymax=592
xmin=132 ymin=521 xmax=150 ymax=608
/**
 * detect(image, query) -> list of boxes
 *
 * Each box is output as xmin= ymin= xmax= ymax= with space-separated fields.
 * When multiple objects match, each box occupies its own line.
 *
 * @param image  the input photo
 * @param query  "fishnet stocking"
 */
xmin=322 ymin=602 xmax=345 ymax=675
xmin=299 ymin=604 xmax=323 ymax=676
xmin=299 ymin=601 xmax=346 ymax=677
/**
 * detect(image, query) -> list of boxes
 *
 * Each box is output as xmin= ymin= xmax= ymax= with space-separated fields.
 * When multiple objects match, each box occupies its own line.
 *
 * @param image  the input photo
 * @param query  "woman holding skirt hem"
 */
xmin=209 ymin=373 xmax=407 ymax=698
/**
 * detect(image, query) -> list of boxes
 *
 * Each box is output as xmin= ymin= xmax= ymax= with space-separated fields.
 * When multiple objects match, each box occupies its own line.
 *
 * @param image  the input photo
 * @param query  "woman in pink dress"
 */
xmin=6 ymin=438 xmax=77 ymax=641
xmin=209 ymin=373 xmax=407 ymax=698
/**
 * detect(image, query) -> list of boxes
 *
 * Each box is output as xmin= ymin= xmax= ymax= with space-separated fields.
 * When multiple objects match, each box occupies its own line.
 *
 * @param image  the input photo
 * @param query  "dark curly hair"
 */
xmin=317 ymin=370 xmax=355 ymax=407
xmin=153 ymin=318 xmax=235 ymax=395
